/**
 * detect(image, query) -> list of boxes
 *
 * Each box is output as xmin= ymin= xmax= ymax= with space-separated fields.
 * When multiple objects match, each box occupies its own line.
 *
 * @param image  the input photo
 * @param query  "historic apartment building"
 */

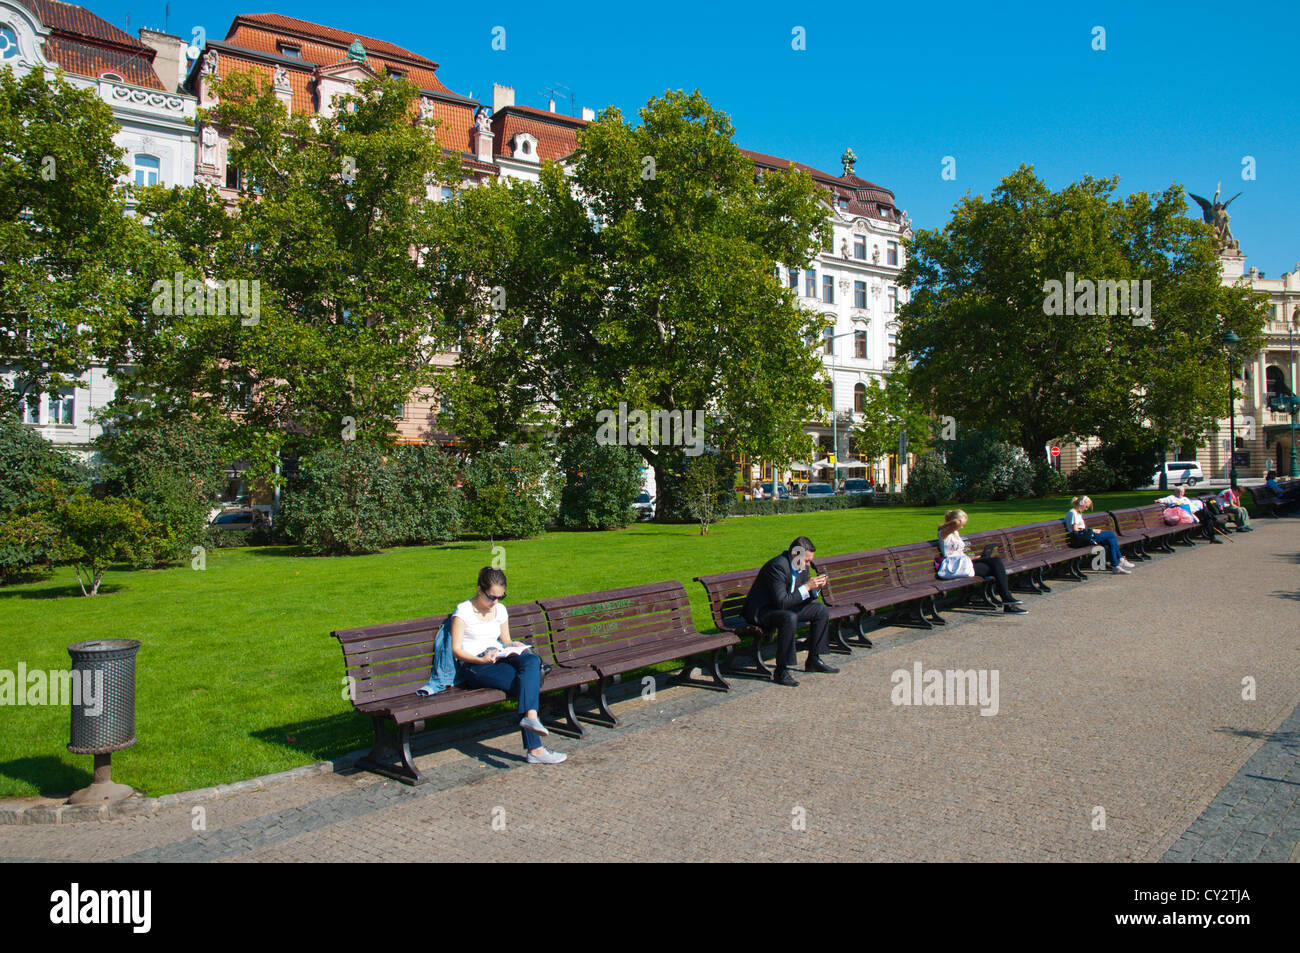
xmin=1 ymin=0 xmax=196 ymax=452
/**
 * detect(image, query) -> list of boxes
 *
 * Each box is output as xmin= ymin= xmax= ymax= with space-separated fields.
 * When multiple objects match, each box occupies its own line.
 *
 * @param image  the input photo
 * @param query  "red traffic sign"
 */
xmin=1050 ymin=446 xmax=1061 ymax=457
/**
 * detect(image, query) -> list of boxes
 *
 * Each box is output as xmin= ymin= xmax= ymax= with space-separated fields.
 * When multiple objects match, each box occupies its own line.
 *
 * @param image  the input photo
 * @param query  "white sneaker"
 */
xmin=520 ymin=715 xmax=549 ymax=736
xmin=1111 ymin=566 xmax=1131 ymax=575
xmin=526 ymin=748 xmax=567 ymax=764
xmin=1119 ymin=558 xmax=1136 ymax=569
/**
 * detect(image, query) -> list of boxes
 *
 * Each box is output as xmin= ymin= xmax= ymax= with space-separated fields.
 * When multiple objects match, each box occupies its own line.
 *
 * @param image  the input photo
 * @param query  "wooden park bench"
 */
xmin=538 ymin=581 xmax=738 ymax=728
xmin=1247 ymin=484 xmax=1293 ymax=518
xmin=961 ymin=528 xmax=1048 ymax=595
xmin=1000 ymin=523 xmax=1087 ymax=591
xmin=332 ymin=602 xmax=592 ymax=785
xmin=1108 ymin=507 xmax=1159 ymax=558
xmin=887 ymin=541 xmax=998 ymax=626
xmin=1139 ymin=503 xmax=1201 ymax=547
xmin=815 ymin=548 xmax=934 ymax=644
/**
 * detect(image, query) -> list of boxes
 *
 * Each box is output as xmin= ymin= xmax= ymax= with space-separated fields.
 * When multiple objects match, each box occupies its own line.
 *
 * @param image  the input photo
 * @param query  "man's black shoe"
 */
xmin=1003 ymin=604 xmax=1029 ymax=614
xmin=773 ymin=669 xmax=799 ymax=687
xmin=804 ymin=659 xmax=839 ymax=674
xmin=1002 ymin=597 xmax=1024 ymax=605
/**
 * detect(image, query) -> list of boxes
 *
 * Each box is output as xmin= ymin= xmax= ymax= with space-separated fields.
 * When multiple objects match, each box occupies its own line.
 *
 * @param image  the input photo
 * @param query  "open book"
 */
xmin=479 ymin=642 xmax=531 ymax=659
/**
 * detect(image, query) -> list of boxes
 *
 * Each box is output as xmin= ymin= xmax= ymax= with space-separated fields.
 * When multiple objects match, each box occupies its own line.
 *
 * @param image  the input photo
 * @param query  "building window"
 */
xmin=854 ymin=382 xmax=867 ymax=412
xmin=51 ymin=389 xmax=75 ymax=425
xmin=20 ymin=393 xmax=40 ymax=425
xmin=278 ymin=43 xmax=301 ymax=58
xmin=1 ymin=26 xmax=19 ymax=60
xmin=854 ymin=280 xmax=867 ymax=308
xmin=822 ymin=275 xmax=834 ymax=304
xmin=888 ymin=332 xmax=897 ymax=362
xmin=853 ymin=235 xmax=866 ymax=259
xmin=823 ymin=326 xmax=834 ymax=356
xmin=225 ymin=164 xmax=241 ymax=189
xmin=387 ymin=68 xmax=405 ymax=79
xmin=854 ymin=330 xmax=866 ymax=359
xmin=440 ymin=186 xmax=454 ymax=202
xmin=825 ymin=382 xmax=834 ymax=411
xmin=788 ymin=268 xmax=799 ymax=291
xmin=805 ymin=269 xmax=816 ymax=297
xmin=887 ymin=286 xmax=898 ymax=312
xmin=133 ymin=154 xmax=160 ymax=187
xmin=838 ymin=196 xmax=848 ymax=210
xmin=887 ymin=241 xmax=899 ymax=266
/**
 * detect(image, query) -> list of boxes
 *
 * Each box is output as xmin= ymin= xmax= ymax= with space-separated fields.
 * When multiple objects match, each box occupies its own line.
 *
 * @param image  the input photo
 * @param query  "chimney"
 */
xmin=138 ymin=28 xmax=187 ymax=92
xmin=492 ymin=83 xmax=514 ymax=112
xmin=581 ymin=106 xmax=595 ymax=122
xmin=548 ymin=98 xmax=555 ymax=113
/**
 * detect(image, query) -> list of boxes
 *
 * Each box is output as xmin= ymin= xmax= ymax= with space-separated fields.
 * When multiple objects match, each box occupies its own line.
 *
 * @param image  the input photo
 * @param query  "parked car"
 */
xmin=633 ymin=492 xmax=656 ymax=521
xmin=805 ymin=482 xmax=836 ymax=497
xmin=209 ymin=508 xmax=271 ymax=531
xmin=1151 ymin=461 xmax=1204 ymax=487
xmin=761 ymin=482 xmax=792 ymax=499
xmin=841 ymin=479 xmax=875 ymax=496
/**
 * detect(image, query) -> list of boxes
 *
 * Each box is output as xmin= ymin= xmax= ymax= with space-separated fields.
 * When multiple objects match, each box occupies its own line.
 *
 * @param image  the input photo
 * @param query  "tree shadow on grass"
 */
xmin=0 ymin=755 xmax=88 ymax=799
xmin=0 ymin=583 xmax=125 ymax=600
xmin=250 ymin=712 xmax=369 ymax=762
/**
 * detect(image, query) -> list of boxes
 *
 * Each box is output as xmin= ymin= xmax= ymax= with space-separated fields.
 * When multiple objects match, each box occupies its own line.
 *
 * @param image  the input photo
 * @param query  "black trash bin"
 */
xmin=67 ymin=639 xmax=140 ymax=804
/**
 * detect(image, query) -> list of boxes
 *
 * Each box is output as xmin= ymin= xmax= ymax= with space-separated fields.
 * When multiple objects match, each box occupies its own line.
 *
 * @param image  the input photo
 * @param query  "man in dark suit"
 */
xmin=742 ymin=536 xmax=836 ymax=686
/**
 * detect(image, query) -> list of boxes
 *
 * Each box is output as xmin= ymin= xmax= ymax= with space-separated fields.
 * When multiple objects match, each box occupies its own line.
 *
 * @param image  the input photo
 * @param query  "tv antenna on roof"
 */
xmin=537 ymin=83 xmax=575 ymax=116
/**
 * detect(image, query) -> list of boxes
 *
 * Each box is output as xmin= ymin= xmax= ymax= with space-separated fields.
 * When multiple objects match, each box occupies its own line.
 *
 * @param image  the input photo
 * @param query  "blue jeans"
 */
xmin=459 ymin=651 xmax=544 ymax=749
xmin=1091 ymin=531 xmax=1122 ymax=567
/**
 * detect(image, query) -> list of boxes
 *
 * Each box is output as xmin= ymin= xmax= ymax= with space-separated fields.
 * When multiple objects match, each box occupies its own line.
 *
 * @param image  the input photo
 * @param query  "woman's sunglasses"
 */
xmin=480 ymin=589 xmax=506 ymax=602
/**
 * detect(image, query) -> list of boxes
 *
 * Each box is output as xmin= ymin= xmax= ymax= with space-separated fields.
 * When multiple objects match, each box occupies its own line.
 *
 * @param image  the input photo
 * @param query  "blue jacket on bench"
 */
xmin=416 ymin=616 xmax=459 ymax=696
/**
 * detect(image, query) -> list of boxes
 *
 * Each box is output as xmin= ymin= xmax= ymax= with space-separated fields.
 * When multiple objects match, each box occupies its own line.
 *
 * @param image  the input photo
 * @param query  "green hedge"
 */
xmin=733 ymin=495 xmax=877 ymax=516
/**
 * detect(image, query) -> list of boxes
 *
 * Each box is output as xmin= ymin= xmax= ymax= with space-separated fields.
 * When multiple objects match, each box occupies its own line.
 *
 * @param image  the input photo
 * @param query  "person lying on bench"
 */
xmin=1156 ymin=486 xmax=1221 ymax=543
xmin=451 ymin=566 xmax=566 ymax=765
xmin=1067 ymin=496 xmax=1134 ymax=573
xmin=938 ymin=510 xmax=1028 ymax=612
xmin=741 ymin=536 xmax=835 ymax=687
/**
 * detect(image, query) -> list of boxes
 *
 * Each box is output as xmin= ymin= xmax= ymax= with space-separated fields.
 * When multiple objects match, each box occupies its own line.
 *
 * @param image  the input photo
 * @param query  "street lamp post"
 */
xmin=1289 ymin=318 xmax=1299 ymax=478
xmin=1223 ymin=326 xmax=1240 ymax=489
xmin=828 ymin=328 xmax=859 ymax=486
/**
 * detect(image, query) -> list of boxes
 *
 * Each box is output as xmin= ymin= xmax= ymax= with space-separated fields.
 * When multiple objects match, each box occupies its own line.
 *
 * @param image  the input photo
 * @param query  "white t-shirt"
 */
xmin=1066 ymin=509 xmax=1085 ymax=532
xmin=453 ymin=600 xmax=509 ymax=658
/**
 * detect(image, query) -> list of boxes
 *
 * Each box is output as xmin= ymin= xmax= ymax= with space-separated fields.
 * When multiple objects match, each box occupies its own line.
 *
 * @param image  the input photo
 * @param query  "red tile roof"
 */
xmin=491 ymin=106 xmax=586 ymax=162
xmin=741 ymin=147 xmax=899 ymax=221
xmin=15 ymin=0 xmax=166 ymax=90
xmin=228 ymin=13 xmax=440 ymax=71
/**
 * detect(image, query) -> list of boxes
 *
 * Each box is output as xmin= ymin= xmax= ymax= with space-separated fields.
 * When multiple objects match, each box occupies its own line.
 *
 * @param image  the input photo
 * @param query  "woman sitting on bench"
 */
xmin=1067 ymin=496 xmax=1134 ymax=573
xmin=452 ymin=567 xmax=567 ymax=765
xmin=937 ymin=510 xmax=1028 ymax=614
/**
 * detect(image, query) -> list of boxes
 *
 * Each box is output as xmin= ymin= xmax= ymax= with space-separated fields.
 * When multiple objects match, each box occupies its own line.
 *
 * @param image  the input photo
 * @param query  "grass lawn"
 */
xmin=0 ymin=491 xmax=1162 ymax=798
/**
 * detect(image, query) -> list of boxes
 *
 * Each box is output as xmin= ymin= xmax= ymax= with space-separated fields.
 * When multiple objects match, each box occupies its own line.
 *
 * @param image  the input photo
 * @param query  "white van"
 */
xmin=1151 ymin=461 xmax=1204 ymax=487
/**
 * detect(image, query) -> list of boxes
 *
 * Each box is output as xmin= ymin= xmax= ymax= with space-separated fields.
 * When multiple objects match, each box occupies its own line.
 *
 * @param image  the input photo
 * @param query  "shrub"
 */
xmin=280 ymin=443 xmax=404 ymax=554
xmin=0 ymin=413 xmax=90 ymax=516
xmin=391 ymin=444 xmax=463 ymax=544
xmin=461 ymin=444 xmax=559 ymax=539
xmin=947 ymin=431 xmax=1035 ymax=502
xmin=94 ymin=415 xmax=225 ymax=565
xmin=1032 ymin=460 xmax=1069 ymax=497
xmin=1082 ymin=435 xmax=1160 ymax=490
xmin=0 ymin=510 xmax=63 ymax=584
xmin=1067 ymin=457 xmax=1118 ymax=495
xmin=557 ymin=432 xmax=642 ymax=530
xmin=652 ymin=448 xmax=736 ymax=523
xmin=904 ymin=453 xmax=955 ymax=506
xmin=732 ymin=495 xmax=876 ymax=515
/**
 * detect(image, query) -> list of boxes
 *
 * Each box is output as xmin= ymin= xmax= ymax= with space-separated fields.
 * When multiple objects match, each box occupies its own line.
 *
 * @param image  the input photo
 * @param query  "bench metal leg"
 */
xmin=575 ymin=675 xmax=619 ymax=729
xmin=826 ymin=620 xmax=853 ymax=655
xmin=966 ymin=581 xmax=1000 ymax=611
xmin=1009 ymin=572 xmax=1041 ymax=595
xmin=670 ymin=649 xmax=731 ymax=692
xmin=923 ymin=595 xmax=946 ymax=626
xmin=1031 ymin=567 xmax=1051 ymax=593
xmin=542 ymin=688 xmax=587 ymax=739
xmin=726 ymin=632 xmax=773 ymax=679
xmin=844 ymin=612 xmax=874 ymax=648
xmin=358 ymin=717 xmax=427 ymax=786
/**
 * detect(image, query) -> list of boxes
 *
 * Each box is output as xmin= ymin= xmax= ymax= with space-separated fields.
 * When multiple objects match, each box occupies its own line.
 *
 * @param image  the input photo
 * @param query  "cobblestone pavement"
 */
xmin=3 ymin=520 xmax=1298 ymax=862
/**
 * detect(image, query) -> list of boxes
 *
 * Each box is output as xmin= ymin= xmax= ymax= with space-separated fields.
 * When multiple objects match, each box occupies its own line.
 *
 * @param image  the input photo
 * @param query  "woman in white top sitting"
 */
xmin=937 ymin=509 xmax=1027 ymax=614
xmin=452 ymin=567 xmax=566 ymax=764
xmin=1066 ymin=496 xmax=1133 ymax=573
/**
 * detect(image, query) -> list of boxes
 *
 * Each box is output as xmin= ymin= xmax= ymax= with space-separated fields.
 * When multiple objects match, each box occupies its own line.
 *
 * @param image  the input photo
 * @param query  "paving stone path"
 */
xmin=3 ymin=519 xmax=1298 ymax=862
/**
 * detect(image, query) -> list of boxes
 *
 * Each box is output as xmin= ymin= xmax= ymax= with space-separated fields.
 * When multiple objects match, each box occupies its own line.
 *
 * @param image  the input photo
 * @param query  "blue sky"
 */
xmin=104 ymin=0 xmax=1299 ymax=275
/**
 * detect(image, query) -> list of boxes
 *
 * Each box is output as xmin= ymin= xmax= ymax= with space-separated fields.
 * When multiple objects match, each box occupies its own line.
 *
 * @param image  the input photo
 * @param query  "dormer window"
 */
xmin=511 ymin=133 xmax=539 ymax=162
xmin=387 ymin=68 xmax=405 ymax=79
xmin=101 ymin=72 xmax=124 ymax=82
xmin=838 ymin=196 xmax=849 ymax=210
xmin=278 ymin=43 xmax=301 ymax=58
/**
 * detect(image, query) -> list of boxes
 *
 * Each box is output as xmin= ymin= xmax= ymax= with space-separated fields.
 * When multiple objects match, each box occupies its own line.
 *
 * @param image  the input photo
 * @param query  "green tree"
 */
xmin=850 ymin=368 xmax=932 ymax=466
xmin=0 ymin=412 xmax=90 ymax=515
xmin=104 ymin=70 xmax=469 ymax=472
xmin=442 ymin=90 xmax=832 ymax=502
xmin=897 ymin=166 xmax=1268 ymax=459
xmin=461 ymin=444 xmax=559 ymax=539
xmin=557 ymin=430 xmax=642 ymax=530
xmin=0 ymin=66 xmax=151 ymax=414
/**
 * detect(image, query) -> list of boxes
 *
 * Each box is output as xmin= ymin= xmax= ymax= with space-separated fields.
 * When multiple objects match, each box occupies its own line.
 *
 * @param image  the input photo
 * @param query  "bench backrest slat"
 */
xmin=888 ymin=542 xmax=941 ymax=588
xmin=817 ymin=550 xmax=899 ymax=598
xmin=694 ymin=569 xmax=760 ymax=632
xmin=540 ymin=581 xmax=698 ymax=665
